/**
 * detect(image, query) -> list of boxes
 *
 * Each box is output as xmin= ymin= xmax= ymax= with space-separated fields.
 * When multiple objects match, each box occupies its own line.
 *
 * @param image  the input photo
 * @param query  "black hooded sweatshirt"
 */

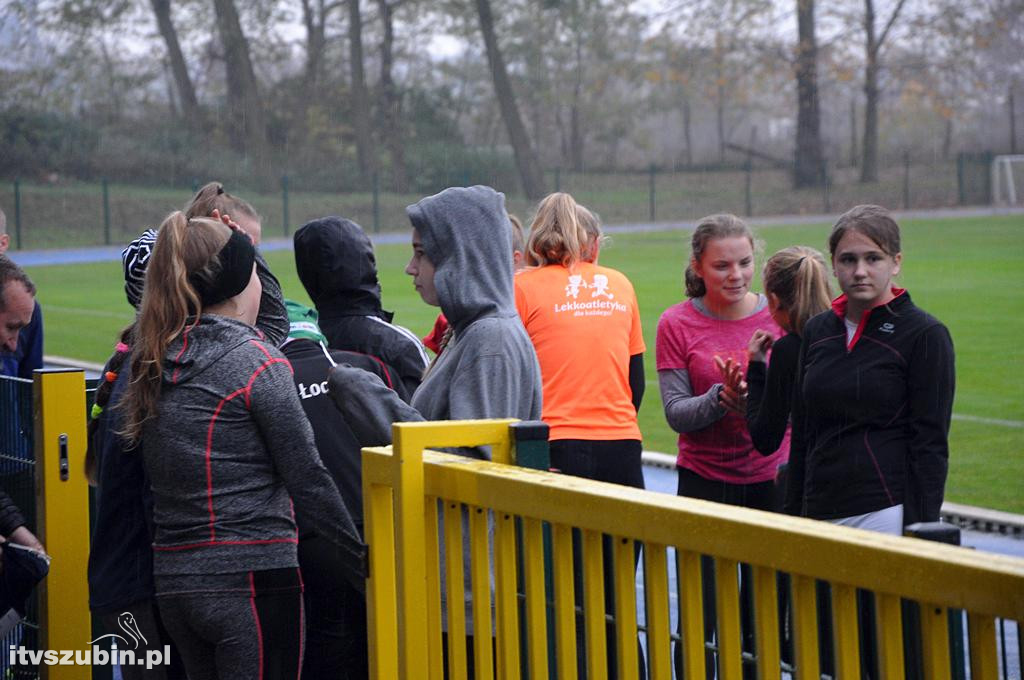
xmin=294 ymin=217 xmax=429 ymax=401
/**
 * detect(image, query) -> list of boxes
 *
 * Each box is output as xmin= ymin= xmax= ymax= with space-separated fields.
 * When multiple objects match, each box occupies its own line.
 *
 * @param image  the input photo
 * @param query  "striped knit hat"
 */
xmin=122 ymin=228 xmax=157 ymax=309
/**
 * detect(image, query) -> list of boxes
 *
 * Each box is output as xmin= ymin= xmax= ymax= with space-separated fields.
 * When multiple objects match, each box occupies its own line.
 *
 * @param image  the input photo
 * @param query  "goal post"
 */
xmin=991 ymin=154 xmax=1024 ymax=205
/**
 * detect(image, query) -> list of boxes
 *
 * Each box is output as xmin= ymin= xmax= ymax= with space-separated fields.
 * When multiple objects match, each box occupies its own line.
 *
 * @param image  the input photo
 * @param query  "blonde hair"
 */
xmin=526 ymin=192 xmax=602 ymax=268
xmin=121 ymin=212 xmax=231 ymax=445
xmin=762 ymin=246 xmax=832 ymax=335
xmin=508 ymin=214 xmax=525 ymax=254
xmin=684 ymin=214 xmax=756 ymax=298
xmin=186 ymin=182 xmax=260 ymax=222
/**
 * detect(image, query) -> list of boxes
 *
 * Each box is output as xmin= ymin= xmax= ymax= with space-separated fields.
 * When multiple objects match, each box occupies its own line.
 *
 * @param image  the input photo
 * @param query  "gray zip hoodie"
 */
xmin=142 ymin=315 xmax=365 ymax=590
xmin=329 ymin=185 xmax=542 ymax=449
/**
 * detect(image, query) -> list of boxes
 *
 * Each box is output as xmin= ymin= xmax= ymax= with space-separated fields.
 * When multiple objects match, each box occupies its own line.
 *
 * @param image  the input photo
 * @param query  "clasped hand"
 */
xmin=713 ymin=355 xmax=747 ymax=416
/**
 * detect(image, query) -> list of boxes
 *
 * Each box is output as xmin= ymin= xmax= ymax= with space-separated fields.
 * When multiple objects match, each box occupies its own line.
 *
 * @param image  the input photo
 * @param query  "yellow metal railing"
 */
xmin=363 ymin=419 xmax=1024 ymax=680
xmin=33 ymin=369 xmax=91 ymax=680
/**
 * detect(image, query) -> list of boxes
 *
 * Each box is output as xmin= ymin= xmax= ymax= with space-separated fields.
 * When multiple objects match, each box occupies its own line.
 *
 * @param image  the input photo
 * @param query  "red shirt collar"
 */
xmin=830 ymin=287 xmax=907 ymax=318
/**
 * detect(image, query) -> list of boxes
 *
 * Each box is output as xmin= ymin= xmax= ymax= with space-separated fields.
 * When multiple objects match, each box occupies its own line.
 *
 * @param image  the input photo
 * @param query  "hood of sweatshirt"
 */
xmin=293 ymin=216 xmax=390 ymax=320
xmin=161 ymin=315 xmax=263 ymax=385
xmin=405 ymin=185 xmax=516 ymax=334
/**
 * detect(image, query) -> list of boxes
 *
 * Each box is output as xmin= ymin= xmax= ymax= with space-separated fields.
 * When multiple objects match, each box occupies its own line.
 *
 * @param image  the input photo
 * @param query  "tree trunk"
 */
xmin=151 ymin=0 xmax=202 ymax=129
xmin=849 ymin=97 xmax=858 ymax=167
xmin=569 ymin=25 xmax=584 ymax=172
xmin=793 ymin=0 xmax=825 ymax=188
xmin=348 ymin=0 xmax=375 ymax=182
xmin=942 ymin=117 xmax=953 ymax=161
xmin=1010 ymin=84 xmax=1018 ymax=154
xmin=378 ymin=0 xmax=408 ymax=193
xmin=682 ymin=93 xmax=693 ymax=167
xmin=860 ymin=0 xmax=906 ymax=183
xmin=300 ymin=0 xmax=327 ymax=105
xmin=474 ymin=0 xmax=545 ymax=199
xmin=162 ymin=58 xmax=179 ymax=119
xmin=211 ymin=0 xmax=267 ymax=169
xmin=861 ymin=49 xmax=879 ymax=182
xmin=715 ymin=36 xmax=726 ymax=164
xmin=98 ymin=38 xmax=124 ymax=123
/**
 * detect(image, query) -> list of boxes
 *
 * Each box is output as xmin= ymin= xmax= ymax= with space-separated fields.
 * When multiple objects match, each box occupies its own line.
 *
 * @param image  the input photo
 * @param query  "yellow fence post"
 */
xmin=382 ymin=419 xmax=518 ymax=680
xmin=33 ymin=368 xmax=90 ymax=680
xmin=391 ymin=423 xmax=431 ymax=680
xmin=364 ymin=476 xmax=398 ymax=680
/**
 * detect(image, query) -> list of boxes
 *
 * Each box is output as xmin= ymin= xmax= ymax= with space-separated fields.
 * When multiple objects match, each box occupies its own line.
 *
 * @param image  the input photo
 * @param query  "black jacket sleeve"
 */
xmin=745 ymin=333 xmax=800 ymax=456
xmin=629 ymin=353 xmax=645 ymax=413
xmin=255 ymin=252 xmax=289 ymax=347
xmin=0 ymin=490 xmax=26 ymax=538
xmin=902 ymin=324 xmax=955 ymax=525
xmin=783 ymin=334 xmax=810 ymax=517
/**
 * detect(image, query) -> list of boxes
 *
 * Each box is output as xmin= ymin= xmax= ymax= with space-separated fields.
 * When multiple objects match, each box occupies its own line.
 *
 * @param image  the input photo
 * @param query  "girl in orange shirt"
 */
xmin=514 ymin=191 xmax=646 ymax=679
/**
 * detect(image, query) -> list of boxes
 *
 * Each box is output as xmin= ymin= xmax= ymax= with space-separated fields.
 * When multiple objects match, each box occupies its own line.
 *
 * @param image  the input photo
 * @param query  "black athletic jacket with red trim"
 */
xmin=141 ymin=315 xmax=365 ymax=590
xmin=786 ymin=290 xmax=955 ymax=525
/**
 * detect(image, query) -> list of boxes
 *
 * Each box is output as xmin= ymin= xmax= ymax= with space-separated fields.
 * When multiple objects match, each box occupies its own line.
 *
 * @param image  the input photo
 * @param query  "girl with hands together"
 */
xmin=743 ymin=247 xmax=831 ymax=457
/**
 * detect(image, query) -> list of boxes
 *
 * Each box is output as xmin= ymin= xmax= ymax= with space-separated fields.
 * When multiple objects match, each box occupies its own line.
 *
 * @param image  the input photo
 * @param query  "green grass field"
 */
xmin=23 ymin=214 xmax=1024 ymax=512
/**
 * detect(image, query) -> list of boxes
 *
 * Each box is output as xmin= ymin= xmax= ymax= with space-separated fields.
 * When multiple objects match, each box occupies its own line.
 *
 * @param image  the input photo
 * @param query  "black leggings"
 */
xmin=550 ymin=439 xmax=646 ymax=680
xmin=298 ymin=534 xmax=368 ymax=680
xmin=675 ymin=466 xmax=778 ymax=511
xmin=157 ymin=568 xmax=304 ymax=680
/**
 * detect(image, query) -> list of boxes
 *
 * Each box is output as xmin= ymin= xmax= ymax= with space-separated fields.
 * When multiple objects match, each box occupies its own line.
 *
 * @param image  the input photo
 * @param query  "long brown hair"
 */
xmin=762 ymin=246 xmax=832 ymax=335
xmin=684 ymin=214 xmax=756 ymax=298
xmin=526 ymin=192 xmax=603 ymax=269
xmin=120 ymin=212 xmax=231 ymax=445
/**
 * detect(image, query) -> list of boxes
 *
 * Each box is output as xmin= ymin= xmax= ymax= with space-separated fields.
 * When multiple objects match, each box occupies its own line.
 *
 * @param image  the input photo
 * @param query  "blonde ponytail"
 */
xmin=762 ymin=246 xmax=832 ymax=335
xmin=526 ymin=192 xmax=602 ymax=269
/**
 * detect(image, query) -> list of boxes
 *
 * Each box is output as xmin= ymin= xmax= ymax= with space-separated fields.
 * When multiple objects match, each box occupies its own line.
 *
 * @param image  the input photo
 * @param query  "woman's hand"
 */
xmin=714 ymin=355 xmax=747 ymax=415
xmin=211 ymin=208 xmax=255 ymax=244
xmin=747 ymin=329 xmax=774 ymax=364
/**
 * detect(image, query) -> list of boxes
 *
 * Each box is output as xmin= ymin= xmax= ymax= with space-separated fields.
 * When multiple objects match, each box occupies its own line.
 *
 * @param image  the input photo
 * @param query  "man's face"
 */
xmin=0 ymin=281 xmax=34 ymax=352
xmin=0 ymin=233 xmax=9 ymax=255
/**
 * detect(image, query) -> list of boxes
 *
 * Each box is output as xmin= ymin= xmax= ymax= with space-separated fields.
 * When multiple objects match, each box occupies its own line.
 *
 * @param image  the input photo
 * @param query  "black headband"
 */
xmin=190 ymin=228 xmax=256 ymax=307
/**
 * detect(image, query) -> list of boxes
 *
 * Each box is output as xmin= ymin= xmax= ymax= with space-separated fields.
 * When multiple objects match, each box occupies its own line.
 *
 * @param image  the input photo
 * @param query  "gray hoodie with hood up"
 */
xmin=329 ymin=185 xmax=542 ymax=449
xmin=142 ymin=315 xmax=365 ymax=591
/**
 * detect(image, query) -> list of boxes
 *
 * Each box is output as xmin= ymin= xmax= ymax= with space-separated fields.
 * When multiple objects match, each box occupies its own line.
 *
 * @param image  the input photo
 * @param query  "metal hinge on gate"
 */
xmin=58 ymin=433 xmax=69 ymax=481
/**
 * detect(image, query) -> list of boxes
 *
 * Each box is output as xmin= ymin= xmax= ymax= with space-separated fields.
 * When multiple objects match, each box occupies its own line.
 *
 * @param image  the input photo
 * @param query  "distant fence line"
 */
xmin=0 ymin=154 xmax=993 ymax=251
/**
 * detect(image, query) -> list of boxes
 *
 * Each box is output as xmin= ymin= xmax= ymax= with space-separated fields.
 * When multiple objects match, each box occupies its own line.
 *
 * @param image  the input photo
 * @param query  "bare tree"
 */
xmin=378 ymin=0 xmax=409 ymax=192
xmin=474 ymin=0 xmax=546 ymax=199
xmin=349 ymin=0 xmax=375 ymax=181
xmin=860 ymin=0 xmax=907 ymax=182
xmin=151 ymin=0 xmax=202 ymax=129
xmin=211 ymin=0 xmax=268 ymax=167
xmin=300 ymin=0 xmax=333 ymax=102
xmin=794 ymin=0 xmax=824 ymax=187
